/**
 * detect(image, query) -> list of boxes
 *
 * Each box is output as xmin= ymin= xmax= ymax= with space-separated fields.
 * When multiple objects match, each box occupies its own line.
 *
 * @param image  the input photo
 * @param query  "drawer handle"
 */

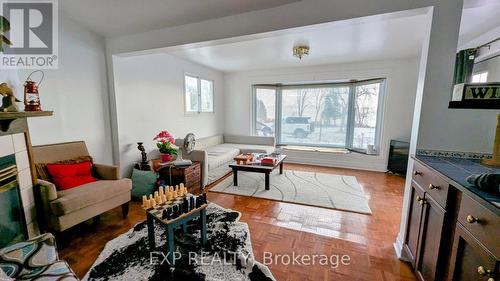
xmin=416 ymin=196 xmax=426 ymax=205
xmin=466 ymin=215 xmax=480 ymax=224
xmin=477 ymin=266 xmax=492 ymax=277
xmin=428 ymin=184 xmax=440 ymax=190
xmin=413 ymin=170 xmax=422 ymax=176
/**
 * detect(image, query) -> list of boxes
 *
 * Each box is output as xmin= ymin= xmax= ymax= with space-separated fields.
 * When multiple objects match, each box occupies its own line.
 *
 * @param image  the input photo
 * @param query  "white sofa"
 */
xmin=178 ymin=134 xmax=275 ymax=187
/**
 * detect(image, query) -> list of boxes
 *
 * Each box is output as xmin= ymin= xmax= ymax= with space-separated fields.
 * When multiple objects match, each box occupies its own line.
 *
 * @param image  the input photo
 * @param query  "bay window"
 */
xmin=253 ymin=79 xmax=385 ymax=152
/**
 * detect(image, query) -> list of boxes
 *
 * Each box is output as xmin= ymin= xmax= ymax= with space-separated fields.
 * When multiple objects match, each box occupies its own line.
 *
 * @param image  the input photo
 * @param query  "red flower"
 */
xmin=154 ymin=130 xmax=174 ymax=141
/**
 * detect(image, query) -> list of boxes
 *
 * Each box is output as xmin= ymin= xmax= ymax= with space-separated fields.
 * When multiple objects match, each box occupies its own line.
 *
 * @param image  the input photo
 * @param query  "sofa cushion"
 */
xmin=219 ymin=143 xmax=276 ymax=154
xmin=46 ymin=161 xmax=97 ymax=190
xmin=206 ymin=145 xmax=240 ymax=170
xmin=195 ymin=135 xmax=224 ymax=150
xmin=50 ymin=179 xmax=132 ymax=216
xmin=35 ymin=155 xmax=94 ymax=181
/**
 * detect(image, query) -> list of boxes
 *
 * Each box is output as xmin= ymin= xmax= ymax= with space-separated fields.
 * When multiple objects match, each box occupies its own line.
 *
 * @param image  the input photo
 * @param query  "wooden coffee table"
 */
xmin=229 ymin=154 xmax=287 ymax=190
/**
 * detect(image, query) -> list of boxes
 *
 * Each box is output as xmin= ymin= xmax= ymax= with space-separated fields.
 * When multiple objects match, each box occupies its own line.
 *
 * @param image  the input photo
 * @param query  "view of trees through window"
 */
xmin=185 ymin=75 xmax=214 ymax=113
xmin=254 ymin=80 xmax=383 ymax=150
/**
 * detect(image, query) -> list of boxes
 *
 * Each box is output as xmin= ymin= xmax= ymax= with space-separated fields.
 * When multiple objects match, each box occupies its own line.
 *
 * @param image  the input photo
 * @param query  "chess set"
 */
xmin=142 ymin=183 xmax=208 ymax=223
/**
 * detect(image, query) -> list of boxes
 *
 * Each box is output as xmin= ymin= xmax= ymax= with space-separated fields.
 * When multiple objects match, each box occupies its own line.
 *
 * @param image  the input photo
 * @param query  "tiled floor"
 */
xmin=59 ymin=163 xmax=416 ymax=280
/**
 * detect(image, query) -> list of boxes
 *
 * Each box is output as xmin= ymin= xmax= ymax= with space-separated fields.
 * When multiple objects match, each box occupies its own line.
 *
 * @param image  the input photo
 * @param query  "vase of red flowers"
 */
xmin=154 ymin=130 xmax=178 ymax=163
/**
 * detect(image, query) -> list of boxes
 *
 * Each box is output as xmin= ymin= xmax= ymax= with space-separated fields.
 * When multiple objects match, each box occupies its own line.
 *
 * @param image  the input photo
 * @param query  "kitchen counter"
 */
xmin=414 ymin=155 xmax=500 ymax=213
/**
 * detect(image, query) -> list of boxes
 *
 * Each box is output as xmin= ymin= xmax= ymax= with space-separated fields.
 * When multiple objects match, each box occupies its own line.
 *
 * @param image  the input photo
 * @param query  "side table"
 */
xmin=156 ymin=162 xmax=202 ymax=193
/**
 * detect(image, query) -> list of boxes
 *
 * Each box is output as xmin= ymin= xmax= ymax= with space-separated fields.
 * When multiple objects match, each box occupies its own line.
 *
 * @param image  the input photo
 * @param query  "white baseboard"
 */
xmin=393 ymin=233 xmax=411 ymax=262
xmin=284 ymin=154 xmax=387 ymax=172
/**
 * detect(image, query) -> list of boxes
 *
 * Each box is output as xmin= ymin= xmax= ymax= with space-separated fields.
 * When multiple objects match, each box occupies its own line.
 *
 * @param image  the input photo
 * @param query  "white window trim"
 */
xmin=184 ymin=73 xmax=215 ymax=115
xmin=252 ymin=79 xmax=386 ymax=153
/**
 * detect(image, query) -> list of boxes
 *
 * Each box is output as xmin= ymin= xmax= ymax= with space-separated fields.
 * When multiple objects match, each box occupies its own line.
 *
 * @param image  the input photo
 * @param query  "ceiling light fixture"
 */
xmin=293 ymin=45 xmax=310 ymax=59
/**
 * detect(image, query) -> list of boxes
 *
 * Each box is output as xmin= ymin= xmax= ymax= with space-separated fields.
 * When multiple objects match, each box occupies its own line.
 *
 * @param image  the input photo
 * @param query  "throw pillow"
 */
xmin=131 ymin=168 xmax=157 ymax=201
xmin=46 ymin=161 xmax=97 ymax=190
xmin=35 ymin=156 xmax=93 ymax=181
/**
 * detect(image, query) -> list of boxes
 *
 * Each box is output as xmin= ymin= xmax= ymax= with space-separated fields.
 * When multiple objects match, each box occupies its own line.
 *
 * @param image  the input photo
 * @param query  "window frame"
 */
xmin=252 ymin=78 xmax=386 ymax=153
xmin=184 ymin=73 xmax=215 ymax=114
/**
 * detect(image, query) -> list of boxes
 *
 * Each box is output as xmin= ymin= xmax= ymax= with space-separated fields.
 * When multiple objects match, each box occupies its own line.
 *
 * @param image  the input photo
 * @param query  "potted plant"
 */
xmin=154 ymin=130 xmax=178 ymax=163
xmin=1 ymin=16 xmax=12 ymax=52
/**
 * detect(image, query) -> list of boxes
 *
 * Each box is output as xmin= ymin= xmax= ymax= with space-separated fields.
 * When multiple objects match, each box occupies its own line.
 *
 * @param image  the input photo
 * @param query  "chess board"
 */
xmin=147 ymin=194 xmax=207 ymax=225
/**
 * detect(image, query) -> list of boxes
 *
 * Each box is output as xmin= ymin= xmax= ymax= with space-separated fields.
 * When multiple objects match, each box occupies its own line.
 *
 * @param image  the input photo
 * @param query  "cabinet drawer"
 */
xmin=412 ymin=161 xmax=450 ymax=208
xmin=458 ymin=193 xmax=500 ymax=258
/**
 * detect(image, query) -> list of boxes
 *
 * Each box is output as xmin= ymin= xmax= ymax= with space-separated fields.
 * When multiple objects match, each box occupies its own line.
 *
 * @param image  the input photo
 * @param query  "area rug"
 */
xmin=210 ymin=170 xmax=372 ymax=214
xmin=83 ymin=203 xmax=275 ymax=281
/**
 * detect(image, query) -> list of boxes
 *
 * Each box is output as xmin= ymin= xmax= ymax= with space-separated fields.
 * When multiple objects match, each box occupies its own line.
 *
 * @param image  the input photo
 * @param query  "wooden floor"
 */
xmin=59 ymin=163 xmax=416 ymax=281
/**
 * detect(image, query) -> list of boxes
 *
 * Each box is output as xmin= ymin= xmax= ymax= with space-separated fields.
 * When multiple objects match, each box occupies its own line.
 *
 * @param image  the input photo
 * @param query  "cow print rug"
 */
xmin=83 ymin=203 xmax=275 ymax=281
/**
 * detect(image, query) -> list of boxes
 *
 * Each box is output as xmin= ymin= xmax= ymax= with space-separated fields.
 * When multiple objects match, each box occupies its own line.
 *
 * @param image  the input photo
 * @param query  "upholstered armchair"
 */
xmin=32 ymin=141 xmax=132 ymax=233
xmin=0 ymin=233 xmax=78 ymax=280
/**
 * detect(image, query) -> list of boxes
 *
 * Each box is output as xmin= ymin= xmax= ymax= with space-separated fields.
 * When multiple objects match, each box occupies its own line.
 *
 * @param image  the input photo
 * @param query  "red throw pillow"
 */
xmin=46 ymin=161 xmax=97 ymax=190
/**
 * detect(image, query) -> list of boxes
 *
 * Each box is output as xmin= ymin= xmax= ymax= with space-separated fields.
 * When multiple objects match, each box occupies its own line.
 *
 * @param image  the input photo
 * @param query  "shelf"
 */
xmin=0 ymin=111 xmax=53 ymax=120
xmin=448 ymin=100 xmax=500 ymax=109
xmin=0 ymin=111 xmax=53 ymax=132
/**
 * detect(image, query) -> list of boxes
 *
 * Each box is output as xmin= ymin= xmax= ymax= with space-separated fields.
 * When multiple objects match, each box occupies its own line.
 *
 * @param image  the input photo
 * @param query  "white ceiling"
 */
xmin=459 ymin=0 xmax=500 ymax=46
xmin=60 ymin=0 xmax=300 ymax=37
xmin=169 ymin=13 xmax=427 ymax=72
xmin=166 ymin=1 xmax=500 ymax=73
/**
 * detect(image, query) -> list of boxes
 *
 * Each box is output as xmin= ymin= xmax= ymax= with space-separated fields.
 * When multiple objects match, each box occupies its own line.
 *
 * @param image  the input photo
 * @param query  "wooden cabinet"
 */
xmin=405 ymin=158 xmax=500 ymax=281
xmin=415 ymin=194 xmax=446 ymax=281
xmin=448 ymin=224 xmax=499 ymax=281
xmin=404 ymin=183 xmax=425 ymax=267
xmin=403 ymin=181 xmax=448 ymax=281
xmin=157 ymin=162 xmax=202 ymax=194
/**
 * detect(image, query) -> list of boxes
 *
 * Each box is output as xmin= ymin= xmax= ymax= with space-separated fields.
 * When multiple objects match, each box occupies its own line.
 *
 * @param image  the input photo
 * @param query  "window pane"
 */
xmin=472 ymin=72 xmax=488 ymax=83
xmin=185 ymin=76 xmax=199 ymax=112
xmin=280 ymin=87 xmax=349 ymax=146
xmin=255 ymin=88 xmax=276 ymax=136
xmin=353 ymin=83 xmax=380 ymax=149
xmin=200 ymin=79 xmax=213 ymax=112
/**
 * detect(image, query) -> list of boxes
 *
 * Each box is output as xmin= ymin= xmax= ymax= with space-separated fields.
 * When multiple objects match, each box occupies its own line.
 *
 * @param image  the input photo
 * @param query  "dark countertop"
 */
xmin=414 ymin=155 xmax=500 ymax=212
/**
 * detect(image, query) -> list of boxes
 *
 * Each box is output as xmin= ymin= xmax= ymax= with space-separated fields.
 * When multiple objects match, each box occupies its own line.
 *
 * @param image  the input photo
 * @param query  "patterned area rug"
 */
xmin=83 ymin=203 xmax=275 ymax=281
xmin=210 ymin=170 xmax=372 ymax=214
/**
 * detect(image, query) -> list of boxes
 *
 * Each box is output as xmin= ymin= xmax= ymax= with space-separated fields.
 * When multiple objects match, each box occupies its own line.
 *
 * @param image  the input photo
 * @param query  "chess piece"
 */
xmin=166 ymin=207 xmax=173 ymax=219
xmin=200 ymin=193 xmax=205 ymax=205
xmin=189 ymin=196 xmax=195 ymax=211
xmin=172 ymin=205 xmax=179 ymax=218
xmin=151 ymin=199 xmax=157 ymax=208
xmin=142 ymin=195 xmax=147 ymax=209
xmin=162 ymin=195 xmax=167 ymax=203
xmin=179 ymin=183 xmax=185 ymax=195
xmin=182 ymin=197 xmax=189 ymax=213
xmin=195 ymin=195 xmax=202 ymax=208
xmin=159 ymin=186 xmax=164 ymax=198
xmin=162 ymin=209 xmax=168 ymax=220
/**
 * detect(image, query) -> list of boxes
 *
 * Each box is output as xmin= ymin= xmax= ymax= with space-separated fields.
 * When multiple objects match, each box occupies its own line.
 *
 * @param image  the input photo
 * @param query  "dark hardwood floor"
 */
xmin=59 ymin=163 xmax=416 ymax=281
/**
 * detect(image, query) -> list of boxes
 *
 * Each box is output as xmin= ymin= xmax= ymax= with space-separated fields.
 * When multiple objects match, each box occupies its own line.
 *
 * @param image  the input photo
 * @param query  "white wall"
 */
xmin=0 ymin=14 xmax=112 ymax=164
xmin=113 ymin=53 xmax=225 ymax=176
xmin=224 ymin=58 xmax=420 ymax=171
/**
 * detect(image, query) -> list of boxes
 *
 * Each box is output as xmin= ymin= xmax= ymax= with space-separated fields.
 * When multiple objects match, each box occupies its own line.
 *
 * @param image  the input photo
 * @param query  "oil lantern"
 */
xmin=24 ymin=70 xmax=44 ymax=111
